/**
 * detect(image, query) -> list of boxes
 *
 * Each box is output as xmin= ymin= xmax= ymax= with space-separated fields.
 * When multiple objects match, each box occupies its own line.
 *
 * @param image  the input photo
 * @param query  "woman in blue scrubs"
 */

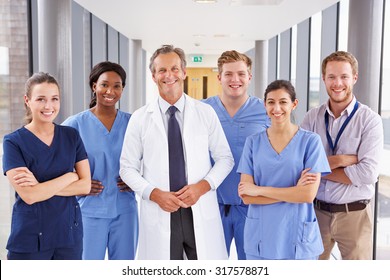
xmin=63 ymin=62 xmax=138 ymax=260
xmin=237 ymin=80 xmax=330 ymax=260
xmin=2 ymin=72 xmax=91 ymax=260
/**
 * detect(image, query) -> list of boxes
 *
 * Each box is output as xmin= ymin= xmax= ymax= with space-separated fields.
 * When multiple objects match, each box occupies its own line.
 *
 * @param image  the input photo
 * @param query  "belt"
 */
xmin=314 ymin=198 xmax=370 ymax=213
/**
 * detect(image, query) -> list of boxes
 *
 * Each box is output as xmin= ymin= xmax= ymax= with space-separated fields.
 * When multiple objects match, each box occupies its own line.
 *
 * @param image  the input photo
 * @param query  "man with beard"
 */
xmin=301 ymin=51 xmax=383 ymax=260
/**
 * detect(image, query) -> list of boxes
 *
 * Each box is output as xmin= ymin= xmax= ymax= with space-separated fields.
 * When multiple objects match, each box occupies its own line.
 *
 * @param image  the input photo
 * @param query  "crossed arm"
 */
xmin=238 ymin=168 xmax=321 ymax=205
xmin=324 ymin=154 xmax=358 ymax=185
xmin=6 ymin=159 xmax=91 ymax=205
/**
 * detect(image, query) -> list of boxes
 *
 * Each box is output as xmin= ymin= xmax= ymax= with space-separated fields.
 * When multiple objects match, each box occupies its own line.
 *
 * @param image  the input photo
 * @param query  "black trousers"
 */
xmin=170 ymin=207 xmax=198 ymax=260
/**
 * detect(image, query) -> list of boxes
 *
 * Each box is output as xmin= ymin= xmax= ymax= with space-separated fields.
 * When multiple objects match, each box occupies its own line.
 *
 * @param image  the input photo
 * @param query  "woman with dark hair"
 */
xmin=63 ymin=61 xmax=138 ymax=260
xmin=237 ymin=80 xmax=330 ymax=260
xmin=2 ymin=72 xmax=91 ymax=260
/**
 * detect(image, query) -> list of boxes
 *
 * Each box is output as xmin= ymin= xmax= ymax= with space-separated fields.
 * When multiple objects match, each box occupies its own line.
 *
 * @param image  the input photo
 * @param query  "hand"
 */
xmin=175 ymin=180 xmax=210 ymax=207
xmin=238 ymin=181 xmax=260 ymax=197
xmin=175 ymin=185 xmax=201 ymax=207
xmin=150 ymin=188 xmax=188 ymax=212
xmin=12 ymin=167 xmax=39 ymax=187
xmin=296 ymin=168 xmax=317 ymax=186
xmin=117 ymin=177 xmax=133 ymax=192
xmin=88 ymin=179 xmax=104 ymax=195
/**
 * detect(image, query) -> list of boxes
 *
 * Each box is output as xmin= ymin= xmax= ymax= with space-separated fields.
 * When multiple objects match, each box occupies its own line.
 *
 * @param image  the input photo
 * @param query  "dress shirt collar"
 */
xmin=158 ymin=93 xmax=186 ymax=114
xmin=325 ymin=95 xmax=357 ymax=118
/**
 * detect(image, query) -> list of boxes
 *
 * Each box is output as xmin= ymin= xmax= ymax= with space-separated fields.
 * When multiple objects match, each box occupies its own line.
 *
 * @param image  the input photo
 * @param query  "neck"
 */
xmin=329 ymin=97 xmax=354 ymax=118
xmin=220 ymin=93 xmax=248 ymax=117
xmin=26 ymin=121 xmax=54 ymax=134
xmin=92 ymin=105 xmax=117 ymax=117
xmin=161 ymin=91 xmax=183 ymax=105
xmin=268 ymin=121 xmax=296 ymax=135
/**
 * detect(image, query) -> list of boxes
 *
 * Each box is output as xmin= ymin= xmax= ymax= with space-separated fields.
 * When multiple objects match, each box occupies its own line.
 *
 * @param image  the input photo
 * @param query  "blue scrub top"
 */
xmin=63 ymin=110 xmax=136 ymax=218
xmin=2 ymin=124 xmax=87 ymax=253
xmin=203 ymin=96 xmax=269 ymax=205
xmin=237 ymin=128 xmax=331 ymax=259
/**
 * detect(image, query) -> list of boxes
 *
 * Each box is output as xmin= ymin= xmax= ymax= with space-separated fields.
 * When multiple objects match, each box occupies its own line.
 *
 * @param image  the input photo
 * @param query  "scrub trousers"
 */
xmin=7 ymin=240 xmax=82 ymax=260
xmin=82 ymin=211 xmax=139 ymax=260
xmin=219 ymin=203 xmax=248 ymax=260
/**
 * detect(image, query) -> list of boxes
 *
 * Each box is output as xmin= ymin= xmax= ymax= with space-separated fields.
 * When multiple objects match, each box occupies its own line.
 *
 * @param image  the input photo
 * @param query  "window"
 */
xmin=377 ymin=0 xmax=390 ymax=260
xmin=309 ymin=12 xmax=322 ymax=109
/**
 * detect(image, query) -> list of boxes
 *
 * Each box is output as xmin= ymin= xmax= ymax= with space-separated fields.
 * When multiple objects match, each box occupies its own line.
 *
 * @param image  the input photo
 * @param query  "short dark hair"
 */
xmin=264 ymin=80 xmax=296 ymax=102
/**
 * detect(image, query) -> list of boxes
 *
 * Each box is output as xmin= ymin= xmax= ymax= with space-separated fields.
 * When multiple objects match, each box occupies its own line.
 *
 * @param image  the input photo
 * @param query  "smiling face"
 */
xmin=323 ymin=60 xmax=357 ymax=107
xmin=265 ymin=88 xmax=297 ymax=125
xmin=93 ymin=71 xmax=123 ymax=107
xmin=25 ymin=82 xmax=60 ymax=124
xmin=152 ymin=52 xmax=186 ymax=101
xmin=218 ymin=61 xmax=252 ymax=100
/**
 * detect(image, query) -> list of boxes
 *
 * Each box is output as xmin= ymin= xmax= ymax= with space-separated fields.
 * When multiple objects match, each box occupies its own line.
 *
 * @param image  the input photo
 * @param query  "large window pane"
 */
xmin=338 ymin=0 xmax=349 ymax=51
xmin=377 ymin=0 xmax=390 ymax=260
xmin=309 ymin=12 xmax=322 ymax=109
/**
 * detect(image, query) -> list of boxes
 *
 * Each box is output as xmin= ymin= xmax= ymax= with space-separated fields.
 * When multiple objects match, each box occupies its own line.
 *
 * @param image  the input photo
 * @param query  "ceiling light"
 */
xmin=230 ymin=0 xmax=283 ymax=5
xmin=193 ymin=0 xmax=218 ymax=4
xmin=213 ymin=34 xmax=229 ymax=38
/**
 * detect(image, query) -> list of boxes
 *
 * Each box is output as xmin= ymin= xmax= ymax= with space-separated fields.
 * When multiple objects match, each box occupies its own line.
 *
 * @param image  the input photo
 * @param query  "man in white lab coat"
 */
xmin=120 ymin=45 xmax=234 ymax=260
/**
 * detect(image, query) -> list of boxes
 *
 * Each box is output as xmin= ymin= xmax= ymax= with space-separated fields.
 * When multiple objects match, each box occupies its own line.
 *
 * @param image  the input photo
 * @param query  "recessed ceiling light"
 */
xmin=213 ymin=34 xmax=229 ymax=38
xmin=230 ymin=0 xmax=283 ymax=5
xmin=193 ymin=0 xmax=218 ymax=4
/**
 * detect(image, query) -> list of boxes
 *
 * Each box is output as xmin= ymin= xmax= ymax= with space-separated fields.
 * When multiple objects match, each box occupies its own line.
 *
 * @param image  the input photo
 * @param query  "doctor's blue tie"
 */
xmin=168 ymin=106 xmax=186 ymax=191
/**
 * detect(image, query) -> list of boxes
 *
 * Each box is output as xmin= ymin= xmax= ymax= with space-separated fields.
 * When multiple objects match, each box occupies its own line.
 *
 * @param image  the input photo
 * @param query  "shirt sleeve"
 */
xmin=237 ymin=136 xmax=254 ymax=176
xmin=73 ymin=129 xmax=88 ymax=163
xmin=2 ymin=134 xmax=27 ymax=174
xmin=119 ymin=110 xmax=155 ymax=200
xmin=202 ymin=106 xmax=234 ymax=190
xmin=344 ymin=113 xmax=383 ymax=186
xmin=303 ymin=133 xmax=331 ymax=176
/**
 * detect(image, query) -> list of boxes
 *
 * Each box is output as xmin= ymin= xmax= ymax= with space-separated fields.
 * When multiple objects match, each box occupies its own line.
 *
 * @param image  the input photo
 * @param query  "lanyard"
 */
xmin=325 ymin=101 xmax=359 ymax=155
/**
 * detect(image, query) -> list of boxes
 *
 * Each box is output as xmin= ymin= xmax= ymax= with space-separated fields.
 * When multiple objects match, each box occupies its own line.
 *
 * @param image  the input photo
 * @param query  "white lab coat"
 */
xmin=120 ymin=95 xmax=234 ymax=260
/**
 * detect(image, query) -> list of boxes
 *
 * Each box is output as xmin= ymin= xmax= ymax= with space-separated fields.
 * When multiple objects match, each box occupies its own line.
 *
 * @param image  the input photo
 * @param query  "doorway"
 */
xmin=185 ymin=68 xmax=221 ymax=100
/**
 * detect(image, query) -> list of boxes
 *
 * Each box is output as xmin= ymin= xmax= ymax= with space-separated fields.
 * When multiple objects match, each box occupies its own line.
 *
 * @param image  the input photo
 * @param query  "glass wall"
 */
xmin=309 ymin=12 xmax=322 ymax=109
xmin=0 ymin=0 xmax=388 ymax=261
xmin=377 ymin=0 xmax=390 ymax=260
xmin=338 ymin=0 xmax=349 ymax=50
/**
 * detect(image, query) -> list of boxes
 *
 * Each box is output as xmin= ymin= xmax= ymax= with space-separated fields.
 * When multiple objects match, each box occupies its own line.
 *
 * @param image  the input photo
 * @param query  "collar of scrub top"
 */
xmin=324 ymin=97 xmax=359 ymax=155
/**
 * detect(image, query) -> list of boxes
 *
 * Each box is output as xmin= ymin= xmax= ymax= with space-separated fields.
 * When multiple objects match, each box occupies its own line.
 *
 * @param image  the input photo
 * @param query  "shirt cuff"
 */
xmin=203 ymin=177 xmax=216 ymax=190
xmin=142 ymin=185 xmax=155 ymax=200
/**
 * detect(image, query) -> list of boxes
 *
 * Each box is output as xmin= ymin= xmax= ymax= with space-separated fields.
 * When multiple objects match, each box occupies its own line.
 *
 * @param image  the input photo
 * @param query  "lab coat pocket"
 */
xmin=243 ymin=216 xmax=262 ymax=257
xmin=295 ymin=219 xmax=323 ymax=259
